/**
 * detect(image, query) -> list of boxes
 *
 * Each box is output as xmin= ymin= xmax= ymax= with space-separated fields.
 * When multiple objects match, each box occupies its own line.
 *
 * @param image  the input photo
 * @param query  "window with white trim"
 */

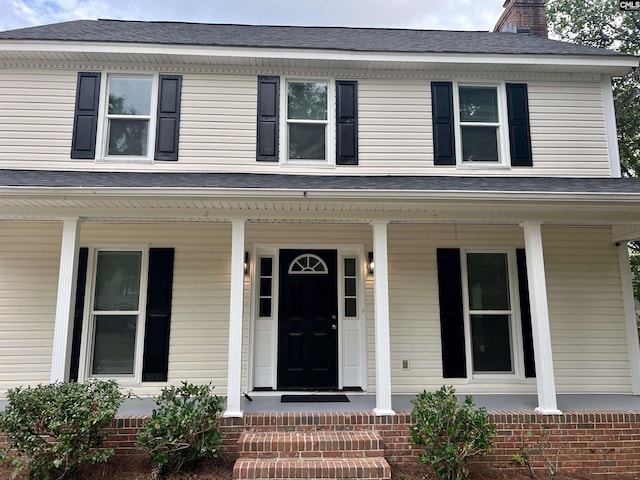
xmin=82 ymin=247 xmax=148 ymax=380
xmin=101 ymin=74 xmax=156 ymax=161
xmin=463 ymin=250 xmax=521 ymax=376
xmin=283 ymin=79 xmax=334 ymax=165
xmin=455 ymin=83 xmax=509 ymax=166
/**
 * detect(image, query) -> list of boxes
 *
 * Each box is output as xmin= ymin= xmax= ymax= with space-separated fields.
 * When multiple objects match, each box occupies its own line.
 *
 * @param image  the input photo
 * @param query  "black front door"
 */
xmin=277 ymin=249 xmax=338 ymax=390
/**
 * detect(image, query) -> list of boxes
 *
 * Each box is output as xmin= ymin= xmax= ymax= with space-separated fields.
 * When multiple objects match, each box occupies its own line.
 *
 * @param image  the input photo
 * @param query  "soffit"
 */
xmin=0 ymin=49 xmax=635 ymax=77
xmin=1 ymin=195 xmax=639 ymax=226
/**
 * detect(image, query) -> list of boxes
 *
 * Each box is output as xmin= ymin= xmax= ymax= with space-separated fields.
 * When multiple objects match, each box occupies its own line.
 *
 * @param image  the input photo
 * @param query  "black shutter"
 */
xmin=71 ymin=72 xmax=101 ymax=159
xmin=336 ymin=80 xmax=358 ymax=165
xmin=256 ymin=76 xmax=279 ymax=162
xmin=506 ymin=83 xmax=533 ymax=167
xmin=516 ymin=249 xmax=536 ymax=377
xmin=431 ymin=82 xmax=456 ymax=166
xmin=436 ymin=248 xmax=467 ymax=378
xmin=155 ymin=75 xmax=182 ymax=161
xmin=142 ymin=248 xmax=175 ymax=382
xmin=69 ymin=247 xmax=88 ymax=382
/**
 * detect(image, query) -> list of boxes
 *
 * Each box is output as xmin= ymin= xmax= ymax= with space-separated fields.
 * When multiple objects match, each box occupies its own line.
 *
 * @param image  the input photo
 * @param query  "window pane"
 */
xmin=260 ymin=277 xmax=272 ymax=296
xmin=461 ymin=126 xmax=498 ymax=162
xmin=94 ymin=251 xmax=142 ymax=311
xmin=467 ymin=253 xmax=510 ymax=310
xmin=345 ymin=298 xmax=357 ymax=317
xmin=288 ymin=124 xmax=326 ymax=160
xmin=459 ymin=86 xmax=498 ymax=123
xmin=345 ymin=278 xmax=356 ymax=297
xmin=108 ymin=77 xmax=152 ymax=115
xmin=108 ymin=119 xmax=149 ymax=156
xmin=471 ymin=314 xmax=512 ymax=372
xmin=92 ymin=315 xmax=137 ymax=375
xmin=287 ymin=82 xmax=327 ymax=120
xmin=259 ymin=298 xmax=272 ymax=318
xmin=260 ymin=257 xmax=273 ymax=277
xmin=344 ymin=258 xmax=356 ymax=277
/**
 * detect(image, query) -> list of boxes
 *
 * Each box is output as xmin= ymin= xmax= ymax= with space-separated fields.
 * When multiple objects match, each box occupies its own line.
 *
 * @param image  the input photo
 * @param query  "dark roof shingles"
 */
xmin=0 ymin=19 xmax=630 ymax=57
xmin=2 ymin=170 xmax=640 ymax=194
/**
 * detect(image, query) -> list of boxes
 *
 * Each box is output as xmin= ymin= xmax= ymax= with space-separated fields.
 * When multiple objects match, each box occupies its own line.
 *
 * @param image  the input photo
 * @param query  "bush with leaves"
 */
xmin=0 ymin=380 xmax=125 ymax=480
xmin=138 ymin=382 xmax=224 ymax=476
xmin=410 ymin=385 xmax=496 ymax=480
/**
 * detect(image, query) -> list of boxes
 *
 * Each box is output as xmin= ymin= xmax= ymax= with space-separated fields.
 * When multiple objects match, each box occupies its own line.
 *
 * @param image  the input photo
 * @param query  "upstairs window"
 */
xmin=431 ymin=81 xmax=532 ymax=168
xmin=256 ymin=76 xmax=358 ymax=166
xmin=287 ymin=81 xmax=329 ymax=162
xmin=71 ymin=72 xmax=182 ymax=162
xmin=458 ymin=86 xmax=502 ymax=163
xmin=106 ymin=76 xmax=154 ymax=158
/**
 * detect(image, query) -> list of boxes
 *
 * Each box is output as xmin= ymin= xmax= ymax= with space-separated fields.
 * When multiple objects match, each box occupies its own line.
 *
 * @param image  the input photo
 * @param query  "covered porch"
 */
xmin=1 ymin=171 xmax=640 ymax=421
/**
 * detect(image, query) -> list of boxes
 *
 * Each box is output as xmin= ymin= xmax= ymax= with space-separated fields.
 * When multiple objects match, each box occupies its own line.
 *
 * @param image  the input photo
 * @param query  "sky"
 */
xmin=0 ymin=0 xmax=506 ymax=32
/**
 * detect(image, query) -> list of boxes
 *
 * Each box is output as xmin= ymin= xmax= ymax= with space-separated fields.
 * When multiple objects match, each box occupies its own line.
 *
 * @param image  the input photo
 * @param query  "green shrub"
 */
xmin=138 ymin=382 xmax=224 ymax=476
xmin=410 ymin=385 xmax=496 ymax=480
xmin=0 ymin=380 xmax=125 ymax=480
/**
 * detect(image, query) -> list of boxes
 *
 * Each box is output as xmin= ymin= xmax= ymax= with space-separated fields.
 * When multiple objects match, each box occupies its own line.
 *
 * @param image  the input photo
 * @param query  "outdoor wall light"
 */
xmin=244 ymin=252 xmax=249 ymax=275
xmin=367 ymin=251 xmax=374 ymax=275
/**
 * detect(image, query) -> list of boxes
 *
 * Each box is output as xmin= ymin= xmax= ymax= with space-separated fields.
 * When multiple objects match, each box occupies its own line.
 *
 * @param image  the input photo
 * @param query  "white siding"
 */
xmin=79 ymin=222 xmax=234 ymax=396
xmin=0 ymin=70 xmax=77 ymax=163
xmin=0 ymin=222 xmax=61 ymax=394
xmin=384 ymin=224 xmax=631 ymax=394
xmin=544 ymin=227 xmax=630 ymax=392
xmin=527 ymin=82 xmax=610 ymax=175
xmin=0 ymin=68 xmax=612 ymax=177
xmin=0 ymin=221 xmax=630 ymax=397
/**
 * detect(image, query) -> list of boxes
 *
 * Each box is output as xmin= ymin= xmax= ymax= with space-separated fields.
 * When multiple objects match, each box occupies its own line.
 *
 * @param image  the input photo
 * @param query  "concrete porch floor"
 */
xmin=112 ymin=393 xmax=640 ymax=416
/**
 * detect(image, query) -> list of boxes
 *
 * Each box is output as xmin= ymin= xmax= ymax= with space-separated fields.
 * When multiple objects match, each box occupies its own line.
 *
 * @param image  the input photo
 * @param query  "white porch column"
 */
xmin=371 ymin=221 xmax=395 ymax=416
xmin=521 ymin=221 xmax=561 ymax=415
xmin=617 ymin=242 xmax=640 ymax=394
xmin=50 ymin=217 xmax=82 ymax=383
xmin=224 ymin=219 xmax=246 ymax=418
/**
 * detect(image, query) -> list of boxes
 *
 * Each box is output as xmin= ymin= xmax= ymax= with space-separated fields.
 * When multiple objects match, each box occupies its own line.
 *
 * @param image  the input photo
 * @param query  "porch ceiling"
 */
xmin=1 ymin=193 xmax=640 ymax=226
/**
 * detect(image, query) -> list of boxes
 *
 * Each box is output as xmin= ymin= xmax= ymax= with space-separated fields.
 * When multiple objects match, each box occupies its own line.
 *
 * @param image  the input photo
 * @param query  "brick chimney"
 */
xmin=493 ymin=0 xmax=548 ymax=38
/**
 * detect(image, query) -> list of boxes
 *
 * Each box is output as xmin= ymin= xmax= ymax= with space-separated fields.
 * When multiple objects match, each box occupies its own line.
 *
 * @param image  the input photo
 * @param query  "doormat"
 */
xmin=281 ymin=394 xmax=350 ymax=403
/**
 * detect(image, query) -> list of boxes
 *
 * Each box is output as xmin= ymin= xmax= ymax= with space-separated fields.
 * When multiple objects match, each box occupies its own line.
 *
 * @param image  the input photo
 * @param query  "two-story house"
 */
xmin=0 ymin=1 xmax=639 ymax=424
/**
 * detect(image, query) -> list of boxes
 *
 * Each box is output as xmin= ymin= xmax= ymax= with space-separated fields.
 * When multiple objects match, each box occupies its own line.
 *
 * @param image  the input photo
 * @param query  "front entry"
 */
xmin=277 ymin=249 xmax=338 ymax=390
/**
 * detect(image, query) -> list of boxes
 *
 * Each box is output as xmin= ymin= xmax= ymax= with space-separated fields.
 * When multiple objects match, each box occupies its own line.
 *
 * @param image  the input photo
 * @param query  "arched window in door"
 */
xmin=288 ymin=253 xmax=328 ymax=274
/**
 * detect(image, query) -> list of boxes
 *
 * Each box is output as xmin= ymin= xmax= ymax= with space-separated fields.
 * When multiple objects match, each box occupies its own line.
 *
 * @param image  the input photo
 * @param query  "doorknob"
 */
xmin=332 ymin=324 xmax=337 ymax=330
xmin=331 ymin=315 xmax=336 ymax=320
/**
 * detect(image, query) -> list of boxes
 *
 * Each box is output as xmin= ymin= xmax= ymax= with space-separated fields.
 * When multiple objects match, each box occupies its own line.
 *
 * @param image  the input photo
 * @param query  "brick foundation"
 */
xmin=3 ymin=411 xmax=640 ymax=475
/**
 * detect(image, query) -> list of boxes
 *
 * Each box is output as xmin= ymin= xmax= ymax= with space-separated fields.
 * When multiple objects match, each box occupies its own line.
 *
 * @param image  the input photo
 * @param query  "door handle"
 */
xmin=331 ymin=315 xmax=336 ymax=320
xmin=332 ymin=324 xmax=337 ymax=330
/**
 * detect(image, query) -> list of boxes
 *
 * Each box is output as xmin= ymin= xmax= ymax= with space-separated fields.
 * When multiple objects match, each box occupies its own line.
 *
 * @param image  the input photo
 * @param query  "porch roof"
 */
xmin=1 ymin=169 xmax=640 ymax=195
xmin=1 ymin=170 xmax=640 ymax=228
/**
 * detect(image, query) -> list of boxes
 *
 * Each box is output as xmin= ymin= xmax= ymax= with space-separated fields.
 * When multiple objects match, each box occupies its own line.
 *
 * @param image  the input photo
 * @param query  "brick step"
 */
xmin=237 ymin=431 xmax=384 ymax=459
xmin=232 ymin=457 xmax=391 ymax=480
